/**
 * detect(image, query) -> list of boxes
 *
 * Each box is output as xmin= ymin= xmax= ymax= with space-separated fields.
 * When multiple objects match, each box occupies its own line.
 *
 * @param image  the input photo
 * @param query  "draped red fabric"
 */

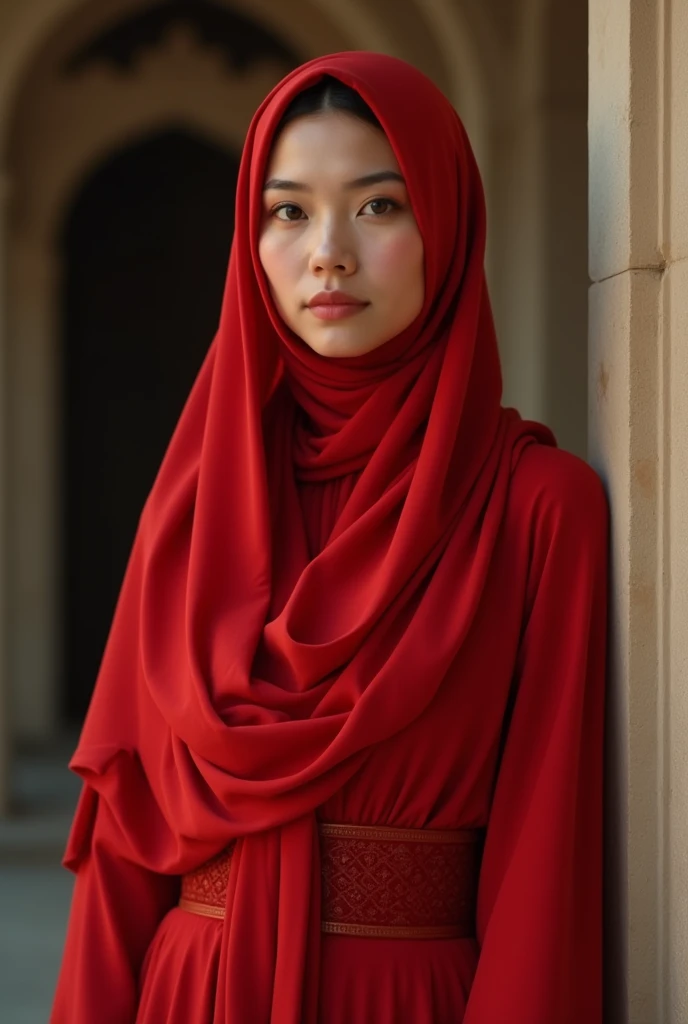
xmin=51 ymin=52 xmax=607 ymax=1024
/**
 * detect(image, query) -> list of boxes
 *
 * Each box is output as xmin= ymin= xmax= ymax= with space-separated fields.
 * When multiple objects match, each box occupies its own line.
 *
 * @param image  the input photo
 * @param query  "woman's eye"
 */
xmin=273 ymin=203 xmax=305 ymax=222
xmin=361 ymin=198 xmax=398 ymax=216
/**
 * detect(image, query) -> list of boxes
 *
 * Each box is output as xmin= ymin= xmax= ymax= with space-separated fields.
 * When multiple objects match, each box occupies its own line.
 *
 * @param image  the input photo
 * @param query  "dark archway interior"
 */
xmin=59 ymin=128 xmax=238 ymax=724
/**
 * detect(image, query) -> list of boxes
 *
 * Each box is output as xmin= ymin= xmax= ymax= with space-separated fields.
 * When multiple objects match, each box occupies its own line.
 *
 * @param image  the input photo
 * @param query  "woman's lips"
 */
xmin=308 ymin=303 xmax=368 ymax=321
xmin=306 ymin=291 xmax=369 ymax=321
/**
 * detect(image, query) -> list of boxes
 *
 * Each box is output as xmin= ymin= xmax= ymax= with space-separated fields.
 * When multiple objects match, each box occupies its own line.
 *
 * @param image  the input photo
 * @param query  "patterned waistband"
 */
xmin=178 ymin=822 xmax=483 ymax=940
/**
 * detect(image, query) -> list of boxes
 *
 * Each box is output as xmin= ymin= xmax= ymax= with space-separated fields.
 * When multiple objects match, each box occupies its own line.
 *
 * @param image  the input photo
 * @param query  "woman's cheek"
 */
xmin=259 ymin=232 xmax=297 ymax=304
xmin=257 ymin=232 xmax=278 ymax=288
xmin=368 ymin=228 xmax=424 ymax=297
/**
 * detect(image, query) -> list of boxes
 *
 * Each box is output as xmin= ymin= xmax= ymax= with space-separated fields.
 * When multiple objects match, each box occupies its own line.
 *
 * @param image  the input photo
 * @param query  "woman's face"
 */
xmin=258 ymin=110 xmax=425 ymax=359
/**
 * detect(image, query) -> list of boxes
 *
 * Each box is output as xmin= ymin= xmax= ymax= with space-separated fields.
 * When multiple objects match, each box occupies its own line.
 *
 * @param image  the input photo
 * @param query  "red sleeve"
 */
xmin=50 ymin=786 xmax=179 ymax=1024
xmin=464 ymin=449 xmax=609 ymax=1024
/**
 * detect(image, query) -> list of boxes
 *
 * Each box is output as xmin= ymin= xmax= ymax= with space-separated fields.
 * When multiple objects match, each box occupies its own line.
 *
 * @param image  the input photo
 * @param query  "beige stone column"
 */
xmin=663 ymin=3 xmax=688 ymax=1016
xmin=489 ymin=4 xmax=588 ymax=460
xmin=589 ymin=0 xmax=687 ymax=1021
xmin=6 ymin=230 xmax=61 ymax=743
xmin=0 ymin=171 xmax=11 ymax=814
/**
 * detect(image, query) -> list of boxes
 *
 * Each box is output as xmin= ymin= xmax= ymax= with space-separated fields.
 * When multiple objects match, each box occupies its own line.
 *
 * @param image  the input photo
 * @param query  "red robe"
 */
xmin=51 ymin=51 xmax=608 ymax=1024
xmin=52 ymin=443 xmax=607 ymax=1023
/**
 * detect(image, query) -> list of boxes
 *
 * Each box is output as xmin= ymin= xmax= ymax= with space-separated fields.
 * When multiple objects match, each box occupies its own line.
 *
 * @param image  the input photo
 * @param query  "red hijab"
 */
xmin=68 ymin=52 xmax=553 ymax=1022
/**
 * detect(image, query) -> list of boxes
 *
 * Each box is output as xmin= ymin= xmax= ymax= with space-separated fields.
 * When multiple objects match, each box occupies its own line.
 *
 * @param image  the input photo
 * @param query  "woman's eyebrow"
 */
xmin=263 ymin=171 xmax=406 ymax=192
xmin=347 ymin=171 xmax=406 ymax=189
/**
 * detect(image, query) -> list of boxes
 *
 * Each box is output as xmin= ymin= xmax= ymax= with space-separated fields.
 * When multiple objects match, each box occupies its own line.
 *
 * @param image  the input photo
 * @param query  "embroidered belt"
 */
xmin=178 ymin=822 xmax=482 ymax=939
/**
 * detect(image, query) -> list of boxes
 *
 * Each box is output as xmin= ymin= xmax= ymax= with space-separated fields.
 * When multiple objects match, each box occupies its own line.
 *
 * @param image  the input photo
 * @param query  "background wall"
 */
xmin=0 ymin=0 xmax=588 ymax=746
xmin=589 ymin=0 xmax=687 ymax=1020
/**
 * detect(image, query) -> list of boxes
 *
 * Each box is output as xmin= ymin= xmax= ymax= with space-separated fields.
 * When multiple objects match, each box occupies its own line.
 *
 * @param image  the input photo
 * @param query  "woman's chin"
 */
xmin=297 ymin=329 xmax=387 ymax=360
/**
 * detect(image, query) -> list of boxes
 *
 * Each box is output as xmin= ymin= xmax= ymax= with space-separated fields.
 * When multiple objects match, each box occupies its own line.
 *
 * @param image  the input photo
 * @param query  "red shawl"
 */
xmin=64 ymin=52 xmax=559 ymax=1022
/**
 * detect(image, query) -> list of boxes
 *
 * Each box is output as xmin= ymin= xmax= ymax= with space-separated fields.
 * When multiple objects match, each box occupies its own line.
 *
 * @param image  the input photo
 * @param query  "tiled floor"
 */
xmin=0 ymin=864 xmax=73 ymax=1023
xmin=0 ymin=744 xmax=77 ymax=1023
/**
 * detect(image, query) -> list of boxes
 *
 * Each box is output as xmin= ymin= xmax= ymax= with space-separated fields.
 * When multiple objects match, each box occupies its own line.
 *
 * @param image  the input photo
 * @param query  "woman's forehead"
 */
xmin=263 ymin=112 xmax=403 ymax=186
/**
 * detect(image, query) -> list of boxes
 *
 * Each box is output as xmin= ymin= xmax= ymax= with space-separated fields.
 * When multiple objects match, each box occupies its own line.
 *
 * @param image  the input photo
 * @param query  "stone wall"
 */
xmin=589 ymin=0 xmax=687 ymax=1019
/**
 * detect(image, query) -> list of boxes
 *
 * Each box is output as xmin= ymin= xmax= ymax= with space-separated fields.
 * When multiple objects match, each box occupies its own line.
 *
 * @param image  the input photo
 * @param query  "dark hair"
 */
xmin=275 ymin=75 xmax=382 ymax=136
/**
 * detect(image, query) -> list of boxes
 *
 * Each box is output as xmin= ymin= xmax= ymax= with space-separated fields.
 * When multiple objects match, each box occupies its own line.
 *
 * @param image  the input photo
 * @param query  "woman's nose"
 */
xmin=308 ymin=222 xmax=357 ymax=275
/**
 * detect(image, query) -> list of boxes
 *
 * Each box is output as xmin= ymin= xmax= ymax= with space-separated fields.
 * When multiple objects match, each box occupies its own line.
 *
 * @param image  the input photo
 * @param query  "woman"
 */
xmin=51 ymin=52 xmax=608 ymax=1024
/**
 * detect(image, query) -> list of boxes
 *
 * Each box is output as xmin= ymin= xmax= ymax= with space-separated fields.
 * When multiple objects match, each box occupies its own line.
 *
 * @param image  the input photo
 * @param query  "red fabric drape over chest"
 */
xmin=57 ymin=52 xmax=565 ymax=1023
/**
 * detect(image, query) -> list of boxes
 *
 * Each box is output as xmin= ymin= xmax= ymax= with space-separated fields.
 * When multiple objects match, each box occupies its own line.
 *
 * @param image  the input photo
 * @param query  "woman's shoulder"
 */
xmin=507 ymin=442 xmax=609 ymax=544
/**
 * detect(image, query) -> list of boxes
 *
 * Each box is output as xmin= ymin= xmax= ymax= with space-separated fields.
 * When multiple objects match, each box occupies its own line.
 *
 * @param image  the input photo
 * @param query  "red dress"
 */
xmin=50 ymin=52 xmax=608 ymax=1024
xmin=52 ymin=444 xmax=607 ymax=1023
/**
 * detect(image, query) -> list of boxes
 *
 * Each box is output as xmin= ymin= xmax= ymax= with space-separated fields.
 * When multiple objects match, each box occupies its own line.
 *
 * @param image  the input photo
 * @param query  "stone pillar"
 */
xmin=7 ymin=229 xmax=60 ymax=743
xmin=663 ymin=2 xmax=688 ymax=1016
xmin=0 ymin=171 xmax=10 ymax=815
xmin=489 ymin=3 xmax=588 ymax=460
xmin=589 ymin=0 xmax=687 ymax=1020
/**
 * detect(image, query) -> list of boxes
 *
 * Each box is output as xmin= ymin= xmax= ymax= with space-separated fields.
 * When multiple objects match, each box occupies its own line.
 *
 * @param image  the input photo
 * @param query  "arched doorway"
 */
xmin=59 ymin=128 xmax=238 ymax=722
